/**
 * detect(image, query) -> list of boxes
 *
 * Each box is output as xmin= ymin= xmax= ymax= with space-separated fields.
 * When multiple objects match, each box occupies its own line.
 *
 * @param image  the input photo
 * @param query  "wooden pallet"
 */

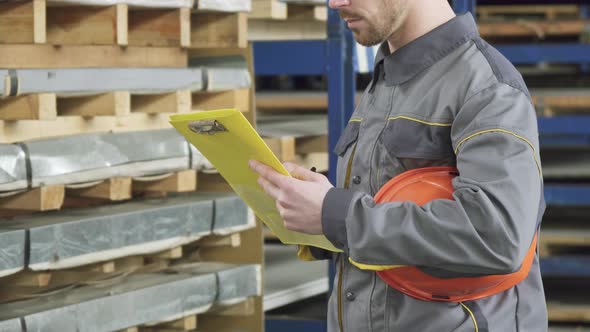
xmin=0 ymin=170 xmax=198 ymax=213
xmin=193 ymin=88 xmax=251 ymax=112
xmin=264 ymin=135 xmax=328 ymax=164
xmin=540 ymin=228 xmax=590 ymax=257
xmin=0 ymin=255 xmax=152 ymax=304
xmin=256 ymin=91 xmax=362 ymax=112
xmin=121 ymin=297 xmax=256 ymax=332
xmin=0 ymin=90 xmax=191 ymax=121
xmin=0 ymin=231 xmax=244 ymax=304
xmin=250 ymin=0 xmax=326 ymax=21
xmin=0 ymin=0 xmax=247 ymax=48
xmin=0 ymin=44 xmax=188 ymax=69
xmin=478 ymin=5 xmax=581 ymax=21
xmin=549 ymin=300 xmax=590 ymax=323
xmin=479 ymin=19 xmax=588 ymax=39
xmin=532 ymin=94 xmax=590 ymax=116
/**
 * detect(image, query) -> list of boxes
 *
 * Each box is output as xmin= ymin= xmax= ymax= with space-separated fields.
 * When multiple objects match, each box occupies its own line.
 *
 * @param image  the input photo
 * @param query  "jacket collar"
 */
xmin=373 ymin=13 xmax=479 ymax=85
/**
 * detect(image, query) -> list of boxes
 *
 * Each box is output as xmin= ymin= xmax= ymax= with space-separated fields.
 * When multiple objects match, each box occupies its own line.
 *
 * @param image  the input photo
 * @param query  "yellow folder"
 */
xmin=170 ymin=109 xmax=340 ymax=252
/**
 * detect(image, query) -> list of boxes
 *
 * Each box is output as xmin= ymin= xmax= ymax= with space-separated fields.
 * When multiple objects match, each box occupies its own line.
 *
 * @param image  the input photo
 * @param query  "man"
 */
xmin=250 ymin=0 xmax=547 ymax=330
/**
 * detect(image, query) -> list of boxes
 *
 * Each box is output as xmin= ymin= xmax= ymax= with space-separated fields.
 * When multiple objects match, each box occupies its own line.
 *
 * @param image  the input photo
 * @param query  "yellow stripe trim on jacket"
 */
xmin=460 ymin=302 xmax=479 ymax=332
xmin=349 ymin=118 xmax=363 ymax=122
xmin=388 ymin=116 xmax=452 ymax=127
xmin=348 ymin=257 xmax=405 ymax=271
xmin=454 ymin=129 xmax=542 ymax=176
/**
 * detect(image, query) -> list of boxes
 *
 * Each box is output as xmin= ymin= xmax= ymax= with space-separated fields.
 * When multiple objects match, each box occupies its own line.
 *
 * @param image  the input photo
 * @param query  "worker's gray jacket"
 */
xmin=305 ymin=13 xmax=547 ymax=332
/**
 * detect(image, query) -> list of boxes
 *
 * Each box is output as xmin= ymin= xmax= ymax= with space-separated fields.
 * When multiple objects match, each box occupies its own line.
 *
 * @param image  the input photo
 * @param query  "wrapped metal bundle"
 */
xmin=0 ymin=68 xmax=203 ymax=98
xmin=0 ymin=263 xmax=261 ymax=332
xmin=257 ymin=113 xmax=327 ymax=138
xmin=279 ymin=0 xmax=324 ymax=4
xmin=0 ymin=266 xmax=217 ymax=331
xmin=0 ymin=0 xmax=194 ymax=8
xmin=197 ymin=0 xmax=251 ymax=12
xmin=0 ymin=129 xmax=214 ymax=192
xmin=189 ymin=56 xmax=252 ymax=92
xmin=27 ymin=129 xmax=192 ymax=187
xmin=0 ymin=193 xmax=251 ymax=271
xmin=0 ymin=229 xmax=26 ymax=278
xmin=0 ymin=144 xmax=27 ymax=193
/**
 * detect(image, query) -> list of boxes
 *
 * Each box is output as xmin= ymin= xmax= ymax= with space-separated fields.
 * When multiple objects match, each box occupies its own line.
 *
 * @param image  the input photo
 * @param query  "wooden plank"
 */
xmin=313 ymin=5 xmax=327 ymax=22
xmin=256 ymin=91 xmax=362 ymax=110
xmin=190 ymin=12 xmax=247 ymax=49
xmin=539 ymin=228 xmax=590 ymax=257
xmin=128 ymin=8 xmax=182 ymax=47
xmin=133 ymin=170 xmax=197 ymax=193
xmin=66 ymin=177 xmax=132 ymax=201
xmin=141 ymin=315 xmax=197 ymax=331
xmin=248 ymin=17 xmax=325 ymax=41
xmin=287 ymin=4 xmax=325 ymax=21
xmin=533 ymin=95 xmax=590 ymax=116
xmin=116 ymin=4 xmax=128 ymax=46
xmin=193 ymin=89 xmax=250 ymax=112
xmin=478 ymin=5 xmax=580 ymax=20
xmin=479 ymin=20 xmax=586 ymax=39
xmin=152 ymin=246 xmax=183 ymax=260
xmin=0 ymin=185 xmax=64 ymax=211
xmin=132 ymin=90 xmax=191 ymax=114
xmin=200 ymin=233 xmax=242 ymax=248
xmin=58 ymin=92 xmax=130 ymax=117
xmin=250 ymin=0 xmax=287 ymax=20
xmin=180 ymin=7 xmax=190 ymax=48
xmin=213 ymin=297 xmax=256 ymax=316
xmin=0 ymin=45 xmax=187 ymax=69
xmin=264 ymin=136 xmax=296 ymax=162
xmin=0 ymin=93 xmax=56 ymax=120
xmin=46 ymin=5 xmax=118 ymax=45
xmin=199 ymin=297 xmax=263 ymax=332
xmin=548 ymin=301 xmax=590 ymax=322
xmin=34 ymin=0 xmax=46 ymax=43
xmin=295 ymin=152 xmax=328 ymax=173
xmin=0 ymin=112 xmax=178 ymax=144
xmin=296 ymin=135 xmax=328 ymax=155
xmin=0 ymin=1 xmax=35 ymax=44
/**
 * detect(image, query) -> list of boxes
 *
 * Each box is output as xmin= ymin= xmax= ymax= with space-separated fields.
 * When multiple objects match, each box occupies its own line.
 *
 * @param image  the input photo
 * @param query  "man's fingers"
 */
xmin=258 ymin=177 xmax=280 ymax=200
xmin=249 ymin=160 xmax=289 ymax=187
xmin=283 ymin=162 xmax=322 ymax=181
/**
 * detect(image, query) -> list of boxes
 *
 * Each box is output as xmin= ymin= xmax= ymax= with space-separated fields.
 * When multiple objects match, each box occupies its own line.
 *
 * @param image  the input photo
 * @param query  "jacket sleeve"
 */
xmin=321 ymin=83 xmax=544 ymax=275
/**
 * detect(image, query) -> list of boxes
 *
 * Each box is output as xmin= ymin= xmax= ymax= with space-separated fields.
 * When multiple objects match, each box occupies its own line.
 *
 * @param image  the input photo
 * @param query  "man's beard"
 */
xmin=351 ymin=24 xmax=390 ymax=47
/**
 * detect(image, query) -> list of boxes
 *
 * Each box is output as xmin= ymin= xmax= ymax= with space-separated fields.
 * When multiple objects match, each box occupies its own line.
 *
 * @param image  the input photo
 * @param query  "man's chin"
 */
xmin=352 ymin=33 xmax=382 ymax=47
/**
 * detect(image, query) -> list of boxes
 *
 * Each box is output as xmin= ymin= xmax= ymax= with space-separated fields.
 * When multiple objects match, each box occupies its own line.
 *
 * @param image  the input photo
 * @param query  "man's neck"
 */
xmin=387 ymin=0 xmax=456 ymax=53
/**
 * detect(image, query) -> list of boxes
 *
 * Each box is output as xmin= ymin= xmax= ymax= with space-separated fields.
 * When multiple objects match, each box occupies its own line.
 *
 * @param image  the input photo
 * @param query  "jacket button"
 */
xmin=346 ymin=292 xmax=356 ymax=301
xmin=352 ymin=176 xmax=361 ymax=185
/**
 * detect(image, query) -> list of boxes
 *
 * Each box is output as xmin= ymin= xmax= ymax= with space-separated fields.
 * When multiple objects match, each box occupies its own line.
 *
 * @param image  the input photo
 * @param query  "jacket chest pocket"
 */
xmin=375 ymin=117 xmax=456 ymax=189
xmin=334 ymin=120 xmax=361 ymax=188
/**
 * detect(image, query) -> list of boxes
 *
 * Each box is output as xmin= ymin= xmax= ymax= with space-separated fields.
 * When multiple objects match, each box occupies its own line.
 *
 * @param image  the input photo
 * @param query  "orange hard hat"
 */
xmin=374 ymin=166 xmax=538 ymax=302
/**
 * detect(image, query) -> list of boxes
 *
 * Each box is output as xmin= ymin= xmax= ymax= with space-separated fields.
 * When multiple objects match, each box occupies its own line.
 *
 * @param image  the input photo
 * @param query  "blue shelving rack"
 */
xmin=257 ymin=1 xmax=590 ymax=330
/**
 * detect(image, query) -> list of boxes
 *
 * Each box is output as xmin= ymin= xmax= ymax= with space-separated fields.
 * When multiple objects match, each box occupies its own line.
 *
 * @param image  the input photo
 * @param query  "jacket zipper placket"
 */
xmin=338 ymin=143 xmax=358 ymax=332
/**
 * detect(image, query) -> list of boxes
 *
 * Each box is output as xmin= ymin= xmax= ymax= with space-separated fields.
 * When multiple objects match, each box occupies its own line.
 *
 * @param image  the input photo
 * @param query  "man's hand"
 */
xmin=249 ymin=160 xmax=334 ymax=235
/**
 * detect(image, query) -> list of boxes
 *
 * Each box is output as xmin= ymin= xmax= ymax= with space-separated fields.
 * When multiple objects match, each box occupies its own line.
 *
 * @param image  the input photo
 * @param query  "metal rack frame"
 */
xmin=257 ymin=1 xmax=590 ymax=330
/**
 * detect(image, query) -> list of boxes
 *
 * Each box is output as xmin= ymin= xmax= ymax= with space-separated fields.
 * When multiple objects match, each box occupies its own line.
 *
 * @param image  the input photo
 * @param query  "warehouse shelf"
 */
xmin=256 ymin=1 xmax=590 ymax=330
xmin=264 ymin=244 xmax=329 ymax=312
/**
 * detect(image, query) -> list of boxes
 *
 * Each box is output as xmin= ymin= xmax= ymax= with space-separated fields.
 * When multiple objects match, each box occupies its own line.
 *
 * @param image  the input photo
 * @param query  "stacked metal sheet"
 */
xmin=0 ymin=129 xmax=215 ymax=193
xmin=197 ymin=0 xmax=251 ymax=12
xmin=1 ymin=66 xmax=250 ymax=98
xmin=0 ymin=263 xmax=261 ymax=332
xmin=0 ymin=193 xmax=253 ymax=271
xmin=257 ymin=113 xmax=327 ymax=138
xmin=190 ymin=56 xmax=252 ymax=92
xmin=0 ymin=229 xmax=26 ymax=278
